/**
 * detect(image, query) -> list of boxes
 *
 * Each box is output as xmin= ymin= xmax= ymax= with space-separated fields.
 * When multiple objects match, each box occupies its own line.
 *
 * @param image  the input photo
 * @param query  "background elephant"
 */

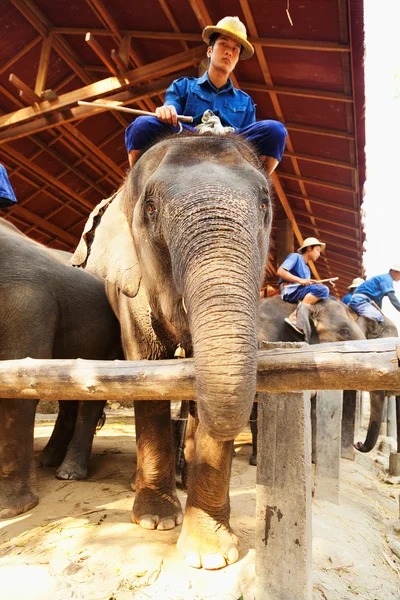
xmin=249 ymin=295 xmax=366 ymax=465
xmin=0 ymin=219 xmax=123 ymax=518
xmin=71 ymin=134 xmax=271 ymax=570
xmin=349 ymin=308 xmax=398 ymax=452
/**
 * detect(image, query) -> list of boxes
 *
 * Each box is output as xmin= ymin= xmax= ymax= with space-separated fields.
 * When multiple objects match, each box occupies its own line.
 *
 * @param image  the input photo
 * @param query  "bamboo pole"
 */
xmin=0 ymin=338 xmax=399 ymax=401
xmin=77 ymin=100 xmax=193 ymax=122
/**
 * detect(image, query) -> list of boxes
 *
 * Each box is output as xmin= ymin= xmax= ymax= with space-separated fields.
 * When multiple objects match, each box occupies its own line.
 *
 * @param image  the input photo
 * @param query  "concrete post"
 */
xmin=387 ymin=396 xmax=397 ymax=441
xmin=255 ymin=391 xmax=312 ymax=600
xmin=380 ymin=396 xmax=388 ymax=436
xmin=341 ymin=390 xmax=357 ymax=460
xmin=389 ymin=395 xmax=400 ymax=476
xmin=314 ymin=390 xmax=343 ymax=504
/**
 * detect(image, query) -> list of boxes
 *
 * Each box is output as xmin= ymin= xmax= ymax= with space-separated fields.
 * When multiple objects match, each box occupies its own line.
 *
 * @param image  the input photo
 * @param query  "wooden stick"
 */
xmin=314 ymin=277 xmax=339 ymax=283
xmin=77 ymin=100 xmax=193 ymax=123
xmin=0 ymin=338 xmax=399 ymax=401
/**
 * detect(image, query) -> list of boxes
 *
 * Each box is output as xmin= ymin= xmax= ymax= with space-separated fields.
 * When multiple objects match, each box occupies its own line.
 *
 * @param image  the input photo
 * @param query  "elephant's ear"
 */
xmin=296 ymin=303 xmax=313 ymax=343
xmin=71 ymin=190 xmax=141 ymax=298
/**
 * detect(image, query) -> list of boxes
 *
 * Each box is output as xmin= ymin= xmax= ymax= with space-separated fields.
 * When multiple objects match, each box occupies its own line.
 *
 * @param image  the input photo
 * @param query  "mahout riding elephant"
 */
xmin=71 ymin=134 xmax=272 ymax=569
xmin=348 ymin=308 xmax=399 ymax=452
xmin=0 ymin=219 xmax=123 ymax=518
xmin=236 ymin=295 xmax=367 ymax=465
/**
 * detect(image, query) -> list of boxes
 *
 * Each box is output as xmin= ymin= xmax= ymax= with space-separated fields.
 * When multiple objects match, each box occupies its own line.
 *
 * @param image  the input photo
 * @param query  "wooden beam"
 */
xmin=111 ymin=49 xmax=128 ymax=75
xmin=283 ymin=152 xmax=356 ymax=171
xmin=277 ymin=171 xmax=355 ymax=193
xmin=35 ymin=35 xmax=53 ymax=96
xmin=9 ymin=74 xmax=41 ymax=104
xmin=52 ymin=28 xmax=351 ymax=52
xmin=10 ymin=205 xmax=79 ymax=246
xmin=295 ymin=209 xmax=359 ymax=233
xmin=242 ymin=81 xmax=353 ymax=103
xmin=85 ymin=32 xmax=119 ymax=77
xmin=0 ymin=74 xmax=185 ymax=143
xmin=286 ymin=122 xmax=355 ymax=140
xmin=0 ymin=45 xmax=204 ymax=130
xmin=271 ymin=173 xmax=320 ymax=281
xmin=118 ymin=34 xmax=131 ymax=68
xmin=1 ymin=144 xmax=95 ymax=210
xmin=1 ymin=338 xmax=400 ymax=401
xmin=286 ymin=192 xmax=359 ymax=214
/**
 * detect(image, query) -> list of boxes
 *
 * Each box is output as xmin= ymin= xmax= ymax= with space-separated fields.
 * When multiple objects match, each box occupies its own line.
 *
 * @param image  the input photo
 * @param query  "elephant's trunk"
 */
xmin=355 ymin=390 xmax=385 ymax=452
xmin=168 ymin=191 xmax=265 ymax=441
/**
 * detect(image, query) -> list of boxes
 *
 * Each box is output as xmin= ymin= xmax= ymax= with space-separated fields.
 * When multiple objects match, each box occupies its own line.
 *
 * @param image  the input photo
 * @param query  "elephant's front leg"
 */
xmin=0 ymin=399 xmax=39 ymax=518
xmin=132 ymin=400 xmax=182 ymax=530
xmin=177 ymin=425 xmax=238 ymax=570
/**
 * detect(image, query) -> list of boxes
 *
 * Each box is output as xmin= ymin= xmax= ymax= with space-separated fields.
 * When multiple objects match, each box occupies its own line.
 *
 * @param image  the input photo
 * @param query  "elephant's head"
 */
xmin=354 ymin=312 xmax=399 ymax=339
xmin=296 ymin=297 xmax=366 ymax=344
xmin=72 ymin=135 xmax=271 ymax=441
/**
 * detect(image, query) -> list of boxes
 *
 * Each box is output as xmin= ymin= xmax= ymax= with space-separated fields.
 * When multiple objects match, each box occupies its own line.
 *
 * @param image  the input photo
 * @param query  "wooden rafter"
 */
xmin=242 ymin=82 xmax=353 ymax=103
xmin=285 ymin=192 xmax=358 ymax=214
xmin=0 ymin=73 xmax=189 ymax=143
xmin=0 ymin=45 xmax=204 ymax=130
xmin=34 ymin=34 xmax=53 ymax=96
xmin=283 ymin=152 xmax=356 ymax=171
xmin=277 ymin=172 xmax=355 ymax=193
xmin=52 ymin=28 xmax=350 ymax=52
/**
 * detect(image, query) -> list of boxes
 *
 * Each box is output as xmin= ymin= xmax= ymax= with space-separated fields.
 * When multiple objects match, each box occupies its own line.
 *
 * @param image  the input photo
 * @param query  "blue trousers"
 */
xmin=348 ymin=295 xmax=383 ymax=322
xmin=281 ymin=283 xmax=330 ymax=303
xmin=125 ymin=116 xmax=287 ymax=161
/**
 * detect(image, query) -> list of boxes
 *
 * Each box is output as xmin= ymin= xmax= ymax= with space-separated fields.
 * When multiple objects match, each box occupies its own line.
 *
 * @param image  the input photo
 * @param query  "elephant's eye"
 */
xmin=146 ymin=201 xmax=157 ymax=215
xmin=260 ymin=201 xmax=268 ymax=210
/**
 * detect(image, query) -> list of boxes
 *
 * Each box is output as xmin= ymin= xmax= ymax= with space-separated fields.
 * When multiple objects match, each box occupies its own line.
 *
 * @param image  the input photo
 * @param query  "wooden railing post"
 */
xmin=341 ymin=389 xmax=357 ymax=460
xmin=255 ymin=391 xmax=312 ymax=600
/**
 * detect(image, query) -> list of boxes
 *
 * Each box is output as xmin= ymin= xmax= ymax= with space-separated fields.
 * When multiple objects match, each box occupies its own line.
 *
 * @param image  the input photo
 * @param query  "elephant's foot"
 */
xmin=177 ymin=506 xmax=239 ymax=570
xmin=249 ymin=453 xmax=257 ymax=466
xmin=0 ymin=491 xmax=39 ymax=519
xmin=37 ymin=445 xmax=66 ymax=468
xmin=56 ymin=458 xmax=87 ymax=480
xmin=132 ymin=487 xmax=182 ymax=531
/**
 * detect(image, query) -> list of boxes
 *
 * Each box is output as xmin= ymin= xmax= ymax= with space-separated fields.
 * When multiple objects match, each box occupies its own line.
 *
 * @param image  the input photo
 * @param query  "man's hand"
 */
xmin=299 ymin=278 xmax=316 ymax=285
xmin=155 ymin=105 xmax=178 ymax=127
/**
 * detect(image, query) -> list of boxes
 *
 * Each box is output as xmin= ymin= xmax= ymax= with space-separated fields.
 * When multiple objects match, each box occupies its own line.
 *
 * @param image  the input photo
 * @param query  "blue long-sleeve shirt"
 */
xmin=164 ymin=71 xmax=256 ymax=129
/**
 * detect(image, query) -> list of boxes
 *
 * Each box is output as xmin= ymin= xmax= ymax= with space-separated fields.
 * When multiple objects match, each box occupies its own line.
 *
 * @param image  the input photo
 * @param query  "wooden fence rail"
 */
xmin=0 ymin=338 xmax=399 ymax=401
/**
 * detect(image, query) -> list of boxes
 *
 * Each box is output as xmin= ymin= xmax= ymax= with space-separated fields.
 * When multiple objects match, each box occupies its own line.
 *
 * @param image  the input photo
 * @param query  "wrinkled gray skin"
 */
xmin=0 ymin=219 xmax=123 ymax=518
xmin=350 ymin=308 xmax=398 ymax=452
xmin=244 ymin=295 xmax=367 ymax=465
xmin=71 ymin=135 xmax=271 ymax=570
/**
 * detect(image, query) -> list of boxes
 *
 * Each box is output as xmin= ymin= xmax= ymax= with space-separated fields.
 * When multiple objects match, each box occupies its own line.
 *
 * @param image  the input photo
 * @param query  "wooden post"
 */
xmin=276 ymin=218 xmax=294 ymax=268
xmin=341 ymin=390 xmax=357 ymax=460
xmin=256 ymin=391 xmax=312 ymax=600
xmin=314 ymin=390 xmax=342 ymax=504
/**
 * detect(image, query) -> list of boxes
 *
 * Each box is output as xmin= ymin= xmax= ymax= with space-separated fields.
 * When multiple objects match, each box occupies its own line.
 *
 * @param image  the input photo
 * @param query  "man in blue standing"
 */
xmin=341 ymin=277 xmax=365 ymax=305
xmin=125 ymin=16 xmax=287 ymax=176
xmin=348 ymin=267 xmax=400 ymax=321
xmin=0 ymin=164 xmax=17 ymax=209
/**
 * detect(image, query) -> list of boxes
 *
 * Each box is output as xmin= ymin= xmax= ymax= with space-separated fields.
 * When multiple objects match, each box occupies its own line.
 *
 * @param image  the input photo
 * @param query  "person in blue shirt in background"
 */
xmin=277 ymin=237 xmax=329 ymax=335
xmin=125 ymin=16 xmax=287 ymax=176
xmin=348 ymin=266 xmax=400 ymax=321
xmin=341 ymin=277 xmax=365 ymax=306
xmin=0 ymin=164 xmax=17 ymax=209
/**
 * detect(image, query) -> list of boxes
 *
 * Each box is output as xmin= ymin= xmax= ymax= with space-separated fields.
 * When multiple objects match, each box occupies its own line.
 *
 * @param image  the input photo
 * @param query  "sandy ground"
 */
xmin=0 ymin=409 xmax=399 ymax=600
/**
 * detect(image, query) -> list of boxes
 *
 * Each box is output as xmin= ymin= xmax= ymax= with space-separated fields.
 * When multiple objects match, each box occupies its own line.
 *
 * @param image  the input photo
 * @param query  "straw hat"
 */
xmin=297 ymin=237 xmax=326 ymax=253
xmin=348 ymin=277 xmax=364 ymax=289
xmin=390 ymin=264 xmax=400 ymax=272
xmin=202 ymin=16 xmax=254 ymax=60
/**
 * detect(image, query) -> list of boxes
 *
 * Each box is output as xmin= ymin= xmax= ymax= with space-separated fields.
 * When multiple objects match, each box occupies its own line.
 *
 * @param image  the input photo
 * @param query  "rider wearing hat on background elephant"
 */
xmin=124 ymin=16 xmax=287 ymax=176
xmin=348 ymin=266 xmax=400 ymax=321
xmin=341 ymin=277 xmax=365 ymax=305
xmin=277 ymin=236 xmax=329 ymax=335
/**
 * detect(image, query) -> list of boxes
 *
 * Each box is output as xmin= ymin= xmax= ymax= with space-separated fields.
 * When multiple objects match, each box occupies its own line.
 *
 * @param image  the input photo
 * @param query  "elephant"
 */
xmin=0 ymin=218 xmax=123 ymax=518
xmin=71 ymin=134 xmax=272 ymax=570
xmin=239 ymin=295 xmax=367 ymax=465
xmin=349 ymin=308 xmax=399 ymax=453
